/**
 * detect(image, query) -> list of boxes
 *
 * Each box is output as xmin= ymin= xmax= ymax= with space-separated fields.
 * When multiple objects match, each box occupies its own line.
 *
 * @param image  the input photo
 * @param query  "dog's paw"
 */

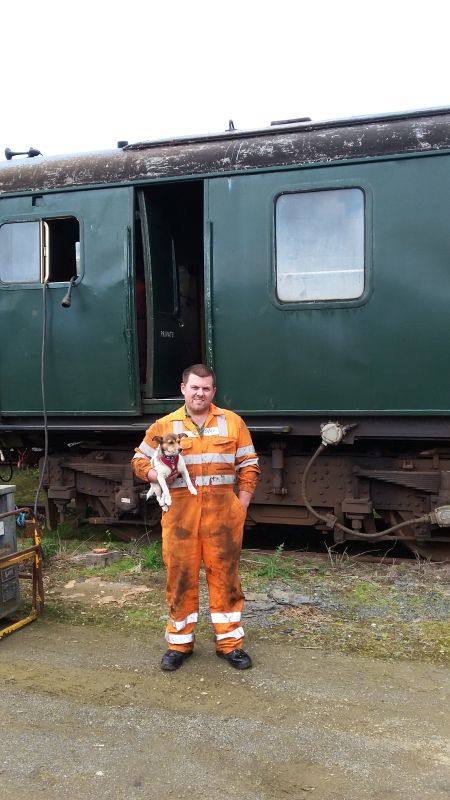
xmin=163 ymin=495 xmax=172 ymax=507
xmin=161 ymin=505 xmax=169 ymax=513
xmin=189 ymin=486 xmax=198 ymax=496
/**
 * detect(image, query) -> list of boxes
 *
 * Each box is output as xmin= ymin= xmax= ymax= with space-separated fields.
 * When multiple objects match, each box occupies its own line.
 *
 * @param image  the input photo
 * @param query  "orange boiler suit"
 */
xmin=131 ymin=404 xmax=260 ymax=654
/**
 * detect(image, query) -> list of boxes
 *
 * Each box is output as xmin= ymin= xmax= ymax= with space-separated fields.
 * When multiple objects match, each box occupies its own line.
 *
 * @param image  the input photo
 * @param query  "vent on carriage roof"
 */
xmin=270 ymin=117 xmax=312 ymax=126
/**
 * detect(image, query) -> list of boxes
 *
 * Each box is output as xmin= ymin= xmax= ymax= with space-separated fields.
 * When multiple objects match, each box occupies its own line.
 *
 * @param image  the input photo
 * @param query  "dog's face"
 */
xmin=152 ymin=433 xmax=186 ymax=456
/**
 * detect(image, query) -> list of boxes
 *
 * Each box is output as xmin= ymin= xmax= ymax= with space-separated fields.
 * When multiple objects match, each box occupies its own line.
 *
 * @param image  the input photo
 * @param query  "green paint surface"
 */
xmin=208 ymin=156 xmax=450 ymax=413
xmin=0 ymin=187 xmax=139 ymax=415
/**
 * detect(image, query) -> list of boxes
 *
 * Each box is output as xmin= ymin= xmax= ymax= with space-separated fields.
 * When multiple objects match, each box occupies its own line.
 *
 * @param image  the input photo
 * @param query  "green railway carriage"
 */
xmin=2 ymin=107 xmax=450 ymax=554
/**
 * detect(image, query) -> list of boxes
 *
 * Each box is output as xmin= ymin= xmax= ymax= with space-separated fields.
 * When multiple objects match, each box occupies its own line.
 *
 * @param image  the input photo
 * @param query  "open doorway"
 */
xmin=135 ymin=181 xmax=204 ymax=398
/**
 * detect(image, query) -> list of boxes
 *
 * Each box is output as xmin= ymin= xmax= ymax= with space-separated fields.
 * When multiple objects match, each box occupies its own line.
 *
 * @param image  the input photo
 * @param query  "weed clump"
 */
xmin=254 ymin=544 xmax=296 ymax=580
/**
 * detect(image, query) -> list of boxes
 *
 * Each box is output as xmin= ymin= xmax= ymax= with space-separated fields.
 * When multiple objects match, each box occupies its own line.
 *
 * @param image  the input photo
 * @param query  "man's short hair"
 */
xmin=182 ymin=364 xmax=216 ymax=387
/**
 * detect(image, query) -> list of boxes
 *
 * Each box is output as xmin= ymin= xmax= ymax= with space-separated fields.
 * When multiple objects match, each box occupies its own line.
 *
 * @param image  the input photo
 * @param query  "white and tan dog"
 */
xmin=146 ymin=433 xmax=197 ymax=512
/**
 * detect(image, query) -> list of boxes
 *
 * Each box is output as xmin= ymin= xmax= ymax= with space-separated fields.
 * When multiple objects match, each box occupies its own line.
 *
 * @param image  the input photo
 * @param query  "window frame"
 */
xmin=271 ymin=181 xmax=372 ymax=311
xmin=0 ymin=214 xmax=82 ymax=288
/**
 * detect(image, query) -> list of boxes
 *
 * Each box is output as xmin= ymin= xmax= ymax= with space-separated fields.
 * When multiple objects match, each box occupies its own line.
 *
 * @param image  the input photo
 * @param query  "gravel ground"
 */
xmin=0 ymin=620 xmax=449 ymax=800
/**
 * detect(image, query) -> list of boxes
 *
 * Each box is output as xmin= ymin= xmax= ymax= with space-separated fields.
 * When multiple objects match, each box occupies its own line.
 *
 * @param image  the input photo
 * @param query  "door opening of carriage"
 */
xmin=134 ymin=181 xmax=204 ymax=399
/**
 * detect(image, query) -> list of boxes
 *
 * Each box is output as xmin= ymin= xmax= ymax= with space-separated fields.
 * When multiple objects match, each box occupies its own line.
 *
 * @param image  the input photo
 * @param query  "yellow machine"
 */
xmin=0 ymin=489 xmax=44 ymax=640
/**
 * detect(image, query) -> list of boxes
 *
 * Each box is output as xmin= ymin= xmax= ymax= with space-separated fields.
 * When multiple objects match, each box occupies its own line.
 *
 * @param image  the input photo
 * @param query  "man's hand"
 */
xmin=147 ymin=468 xmax=177 ymax=485
xmin=238 ymin=490 xmax=252 ymax=511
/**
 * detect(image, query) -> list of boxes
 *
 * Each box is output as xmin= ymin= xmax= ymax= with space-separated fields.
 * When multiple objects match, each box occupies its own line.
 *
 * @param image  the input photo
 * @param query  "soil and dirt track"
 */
xmin=0 ymin=621 xmax=449 ymax=800
xmin=1 ymin=548 xmax=450 ymax=800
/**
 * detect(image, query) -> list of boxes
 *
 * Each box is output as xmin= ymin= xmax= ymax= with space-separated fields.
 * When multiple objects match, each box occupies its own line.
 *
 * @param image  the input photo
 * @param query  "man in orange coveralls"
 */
xmin=132 ymin=364 xmax=260 ymax=672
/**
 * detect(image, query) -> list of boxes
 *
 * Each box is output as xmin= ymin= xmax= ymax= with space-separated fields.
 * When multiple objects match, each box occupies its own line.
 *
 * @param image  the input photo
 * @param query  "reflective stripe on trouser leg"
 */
xmin=161 ymin=494 xmax=202 ymax=653
xmin=200 ymin=490 xmax=246 ymax=654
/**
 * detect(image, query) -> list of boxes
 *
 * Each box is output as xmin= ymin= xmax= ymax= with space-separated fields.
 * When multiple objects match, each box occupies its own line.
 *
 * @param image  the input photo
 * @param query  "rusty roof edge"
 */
xmin=1 ymin=107 xmax=450 ymax=194
xmin=123 ymin=106 xmax=450 ymax=152
xmin=1 ymin=106 xmax=449 ymax=168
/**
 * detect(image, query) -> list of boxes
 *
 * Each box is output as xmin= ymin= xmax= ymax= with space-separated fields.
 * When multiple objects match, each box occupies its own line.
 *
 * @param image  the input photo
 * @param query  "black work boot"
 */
xmin=216 ymin=649 xmax=252 ymax=670
xmin=160 ymin=650 xmax=193 ymax=671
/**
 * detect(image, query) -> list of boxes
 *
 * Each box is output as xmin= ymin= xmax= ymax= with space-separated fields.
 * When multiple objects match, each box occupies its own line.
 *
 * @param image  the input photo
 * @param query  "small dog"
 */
xmin=146 ymin=433 xmax=197 ymax=512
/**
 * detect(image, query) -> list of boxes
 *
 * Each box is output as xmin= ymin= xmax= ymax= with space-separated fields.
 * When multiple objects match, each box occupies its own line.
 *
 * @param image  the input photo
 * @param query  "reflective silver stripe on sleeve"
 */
xmin=171 ymin=612 xmax=198 ymax=631
xmin=236 ymin=445 xmax=256 ymax=458
xmin=137 ymin=441 xmax=155 ymax=458
xmin=235 ymin=457 xmax=259 ymax=470
xmin=217 ymin=415 xmax=228 ymax=435
xmin=210 ymin=611 xmax=242 ymax=624
xmin=165 ymin=631 xmax=194 ymax=644
xmin=215 ymin=626 xmax=245 ymax=641
xmin=183 ymin=453 xmax=235 ymax=465
xmin=132 ymin=452 xmax=148 ymax=461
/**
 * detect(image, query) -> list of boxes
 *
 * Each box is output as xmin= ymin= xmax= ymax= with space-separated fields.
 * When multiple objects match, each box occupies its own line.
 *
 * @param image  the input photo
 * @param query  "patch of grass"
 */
xmin=41 ymin=598 xmax=164 ymax=634
xmin=341 ymin=579 xmax=396 ymax=615
xmin=411 ymin=619 xmax=450 ymax=659
xmin=254 ymin=544 xmax=296 ymax=580
xmin=10 ymin=467 xmax=41 ymax=506
xmin=255 ymin=614 xmax=450 ymax=665
xmin=241 ymin=552 xmax=328 ymax=588
xmin=54 ymin=554 xmax=138 ymax=582
xmin=242 ymin=554 xmax=450 ymax=664
xmin=42 ymin=600 xmax=125 ymax=628
xmin=123 ymin=608 xmax=163 ymax=630
xmin=85 ymin=556 xmax=136 ymax=579
xmin=17 ymin=528 xmax=62 ymax=562
xmin=345 ymin=580 xmax=383 ymax=604
xmin=140 ymin=542 xmax=164 ymax=571
xmin=60 ymin=544 xmax=165 ymax=581
xmin=40 ymin=533 xmax=61 ymax=561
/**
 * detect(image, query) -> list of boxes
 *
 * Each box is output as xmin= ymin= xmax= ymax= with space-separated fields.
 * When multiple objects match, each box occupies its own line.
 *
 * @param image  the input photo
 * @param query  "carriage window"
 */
xmin=275 ymin=188 xmax=364 ymax=302
xmin=0 ymin=217 xmax=80 ymax=284
xmin=0 ymin=221 xmax=40 ymax=282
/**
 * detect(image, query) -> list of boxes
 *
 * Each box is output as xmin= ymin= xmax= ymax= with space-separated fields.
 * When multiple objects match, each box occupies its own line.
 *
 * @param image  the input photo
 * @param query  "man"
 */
xmin=131 ymin=364 xmax=260 ymax=671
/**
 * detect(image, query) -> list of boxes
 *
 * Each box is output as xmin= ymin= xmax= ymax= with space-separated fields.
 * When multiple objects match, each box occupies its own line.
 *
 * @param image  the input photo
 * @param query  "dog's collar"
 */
xmin=160 ymin=453 xmax=180 ymax=476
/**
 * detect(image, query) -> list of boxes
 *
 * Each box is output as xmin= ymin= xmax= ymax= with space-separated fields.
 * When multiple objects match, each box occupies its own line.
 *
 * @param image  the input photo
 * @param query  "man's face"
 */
xmin=181 ymin=373 xmax=216 ymax=417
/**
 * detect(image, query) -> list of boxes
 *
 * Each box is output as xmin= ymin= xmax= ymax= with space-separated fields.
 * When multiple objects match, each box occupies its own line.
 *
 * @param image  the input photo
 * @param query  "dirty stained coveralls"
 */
xmin=132 ymin=404 xmax=260 ymax=653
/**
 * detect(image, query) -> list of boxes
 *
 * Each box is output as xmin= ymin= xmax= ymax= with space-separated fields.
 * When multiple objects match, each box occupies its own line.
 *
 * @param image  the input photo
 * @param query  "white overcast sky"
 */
xmin=1 ymin=0 xmax=448 ymax=158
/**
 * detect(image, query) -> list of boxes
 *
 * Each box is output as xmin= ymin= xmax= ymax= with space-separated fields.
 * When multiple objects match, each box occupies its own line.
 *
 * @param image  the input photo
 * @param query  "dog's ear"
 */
xmin=152 ymin=435 xmax=163 ymax=445
xmin=177 ymin=433 xmax=188 ymax=442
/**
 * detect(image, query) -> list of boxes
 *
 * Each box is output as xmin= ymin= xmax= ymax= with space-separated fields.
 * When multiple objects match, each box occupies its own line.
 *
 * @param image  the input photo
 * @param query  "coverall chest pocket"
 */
xmin=210 ymin=436 xmax=236 ymax=454
xmin=209 ymin=436 xmax=237 ymax=472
